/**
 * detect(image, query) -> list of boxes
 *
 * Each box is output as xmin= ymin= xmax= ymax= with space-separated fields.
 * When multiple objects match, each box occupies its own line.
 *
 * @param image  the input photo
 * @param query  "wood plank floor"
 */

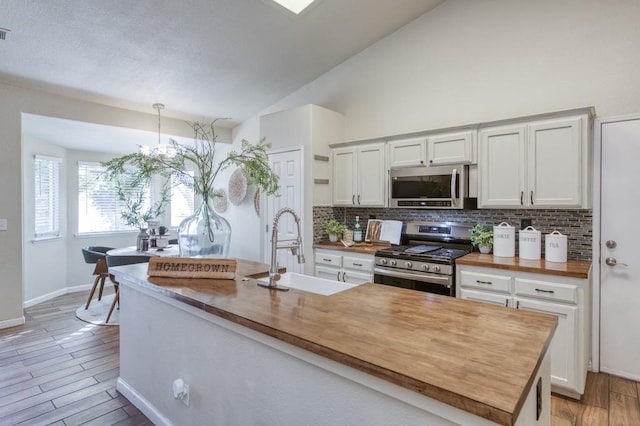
xmin=2 ymin=290 xmax=640 ymax=425
xmin=0 ymin=290 xmax=151 ymax=426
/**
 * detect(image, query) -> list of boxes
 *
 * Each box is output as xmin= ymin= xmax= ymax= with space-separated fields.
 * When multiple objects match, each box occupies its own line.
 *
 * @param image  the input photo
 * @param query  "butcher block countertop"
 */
xmin=115 ymin=258 xmax=557 ymax=426
xmin=457 ymin=253 xmax=592 ymax=279
xmin=313 ymin=240 xmax=390 ymax=255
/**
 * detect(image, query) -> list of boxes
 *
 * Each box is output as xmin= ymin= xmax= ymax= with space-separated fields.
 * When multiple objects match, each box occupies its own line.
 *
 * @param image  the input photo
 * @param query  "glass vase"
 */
xmin=136 ymin=228 xmax=149 ymax=251
xmin=177 ymin=198 xmax=231 ymax=257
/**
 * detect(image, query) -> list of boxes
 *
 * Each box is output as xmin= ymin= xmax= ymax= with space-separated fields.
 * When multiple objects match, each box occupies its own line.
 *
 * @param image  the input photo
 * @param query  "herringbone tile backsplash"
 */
xmin=313 ymin=206 xmax=592 ymax=260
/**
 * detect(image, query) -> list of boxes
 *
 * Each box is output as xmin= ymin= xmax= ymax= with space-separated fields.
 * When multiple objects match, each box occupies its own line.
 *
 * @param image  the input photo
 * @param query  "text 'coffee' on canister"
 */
xmin=519 ymin=226 xmax=541 ymax=260
xmin=545 ymin=231 xmax=568 ymax=263
xmin=493 ymin=222 xmax=515 ymax=257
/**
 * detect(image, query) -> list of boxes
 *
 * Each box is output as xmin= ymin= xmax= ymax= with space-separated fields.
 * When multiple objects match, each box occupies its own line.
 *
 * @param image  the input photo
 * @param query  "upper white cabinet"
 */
xmin=478 ymin=113 xmax=591 ymax=208
xmin=332 ymin=143 xmax=386 ymax=207
xmin=427 ymin=130 xmax=475 ymax=166
xmin=387 ymin=138 xmax=426 ymax=168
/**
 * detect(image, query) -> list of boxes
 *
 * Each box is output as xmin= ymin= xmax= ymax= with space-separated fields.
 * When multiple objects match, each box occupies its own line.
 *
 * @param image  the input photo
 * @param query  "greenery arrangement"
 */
xmin=324 ymin=219 xmax=347 ymax=236
xmin=470 ymin=224 xmax=493 ymax=247
xmin=102 ymin=120 xmax=280 ymax=219
xmin=111 ymin=173 xmax=170 ymax=229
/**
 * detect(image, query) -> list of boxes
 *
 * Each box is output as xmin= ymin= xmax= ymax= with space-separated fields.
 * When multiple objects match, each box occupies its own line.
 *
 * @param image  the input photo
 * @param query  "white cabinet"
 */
xmin=457 ymin=264 xmax=590 ymax=399
xmin=315 ymin=249 xmax=374 ymax=284
xmin=426 ymin=130 xmax=475 ymax=166
xmin=387 ymin=138 xmax=426 ymax=168
xmin=478 ymin=113 xmax=591 ymax=208
xmin=332 ymin=143 xmax=386 ymax=207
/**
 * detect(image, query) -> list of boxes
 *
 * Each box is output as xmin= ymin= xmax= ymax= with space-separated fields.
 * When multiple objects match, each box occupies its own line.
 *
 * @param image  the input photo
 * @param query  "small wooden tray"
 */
xmin=147 ymin=257 xmax=237 ymax=279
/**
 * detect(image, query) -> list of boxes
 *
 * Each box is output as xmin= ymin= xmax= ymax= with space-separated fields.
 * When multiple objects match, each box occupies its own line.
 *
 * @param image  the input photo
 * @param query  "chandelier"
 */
xmin=140 ymin=103 xmax=176 ymax=157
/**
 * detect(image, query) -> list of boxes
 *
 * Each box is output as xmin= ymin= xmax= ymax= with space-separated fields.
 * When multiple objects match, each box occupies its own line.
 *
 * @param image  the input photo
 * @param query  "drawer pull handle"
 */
xmin=352 ymin=263 xmax=363 ymax=267
xmin=505 ymin=299 xmax=509 ymax=307
xmin=476 ymin=280 xmax=493 ymax=285
xmin=323 ymin=258 xmax=332 ymax=262
xmin=535 ymin=288 xmax=555 ymax=294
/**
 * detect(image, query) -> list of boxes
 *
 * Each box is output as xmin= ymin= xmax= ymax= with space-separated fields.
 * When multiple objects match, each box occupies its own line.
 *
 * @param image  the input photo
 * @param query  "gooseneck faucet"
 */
xmin=258 ymin=207 xmax=305 ymax=291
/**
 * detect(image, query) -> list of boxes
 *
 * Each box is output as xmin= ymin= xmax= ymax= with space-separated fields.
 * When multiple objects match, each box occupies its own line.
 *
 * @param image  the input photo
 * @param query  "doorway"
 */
xmin=262 ymin=147 xmax=304 ymax=274
xmin=595 ymin=114 xmax=640 ymax=381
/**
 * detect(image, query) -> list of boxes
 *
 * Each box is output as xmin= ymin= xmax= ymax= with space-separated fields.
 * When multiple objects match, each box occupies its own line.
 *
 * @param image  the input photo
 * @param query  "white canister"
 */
xmin=545 ymin=231 xmax=568 ymax=263
xmin=493 ymin=222 xmax=515 ymax=257
xmin=519 ymin=226 xmax=541 ymax=260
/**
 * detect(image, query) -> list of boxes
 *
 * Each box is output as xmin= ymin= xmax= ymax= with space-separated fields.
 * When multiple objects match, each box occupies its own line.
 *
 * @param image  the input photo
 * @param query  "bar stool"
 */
xmin=82 ymin=246 xmax=115 ymax=310
xmin=105 ymin=254 xmax=152 ymax=324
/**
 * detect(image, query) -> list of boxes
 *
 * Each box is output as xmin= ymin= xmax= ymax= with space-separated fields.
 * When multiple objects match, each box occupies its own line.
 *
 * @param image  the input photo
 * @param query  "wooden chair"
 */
xmin=82 ymin=246 xmax=115 ymax=310
xmin=105 ymin=254 xmax=152 ymax=324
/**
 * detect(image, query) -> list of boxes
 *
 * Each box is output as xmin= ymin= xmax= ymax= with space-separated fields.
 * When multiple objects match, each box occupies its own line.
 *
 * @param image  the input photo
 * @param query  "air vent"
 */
xmin=0 ymin=28 xmax=10 ymax=41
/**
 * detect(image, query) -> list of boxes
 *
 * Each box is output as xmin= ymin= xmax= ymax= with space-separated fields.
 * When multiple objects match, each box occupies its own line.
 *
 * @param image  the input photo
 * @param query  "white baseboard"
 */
xmin=0 ymin=316 xmax=26 ymax=330
xmin=116 ymin=377 xmax=173 ymax=426
xmin=23 ymin=283 xmax=94 ymax=308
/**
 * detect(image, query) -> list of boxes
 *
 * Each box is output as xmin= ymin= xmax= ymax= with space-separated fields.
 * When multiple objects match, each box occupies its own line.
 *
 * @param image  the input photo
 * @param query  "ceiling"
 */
xmin=0 ymin=0 xmax=445 ymax=126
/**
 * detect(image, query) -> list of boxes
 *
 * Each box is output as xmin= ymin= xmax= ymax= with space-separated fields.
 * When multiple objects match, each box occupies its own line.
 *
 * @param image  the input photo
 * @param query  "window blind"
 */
xmin=34 ymin=155 xmax=62 ymax=238
xmin=171 ymin=172 xmax=195 ymax=227
xmin=77 ymin=162 xmax=151 ymax=233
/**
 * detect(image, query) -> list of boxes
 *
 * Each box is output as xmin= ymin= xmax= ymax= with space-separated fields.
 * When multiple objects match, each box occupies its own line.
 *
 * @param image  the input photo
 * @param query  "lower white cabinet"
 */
xmin=315 ymin=249 xmax=374 ymax=285
xmin=457 ymin=265 xmax=590 ymax=399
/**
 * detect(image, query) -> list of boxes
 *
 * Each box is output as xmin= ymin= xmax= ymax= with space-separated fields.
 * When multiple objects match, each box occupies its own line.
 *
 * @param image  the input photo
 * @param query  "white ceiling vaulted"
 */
xmin=0 ymin=0 xmax=445 ymax=126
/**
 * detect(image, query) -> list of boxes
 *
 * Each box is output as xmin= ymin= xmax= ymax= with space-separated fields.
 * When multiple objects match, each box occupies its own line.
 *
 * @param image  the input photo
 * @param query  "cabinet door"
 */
xmin=528 ymin=118 xmax=582 ymax=207
xmin=356 ymin=143 xmax=386 ymax=207
xmin=332 ymin=148 xmax=357 ymax=206
xmin=478 ymin=125 xmax=527 ymax=208
xmin=515 ymin=297 xmax=578 ymax=391
xmin=427 ymin=131 xmax=475 ymax=166
xmin=387 ymin=138 xmax=426 ymax=168
xmin=315 ymin=265 xmax=342 ymax=282
xmin=459 ymin=288 xmax=511 ymax=308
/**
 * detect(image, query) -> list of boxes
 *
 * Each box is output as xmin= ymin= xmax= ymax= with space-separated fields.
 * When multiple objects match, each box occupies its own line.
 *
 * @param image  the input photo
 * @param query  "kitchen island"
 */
xmin=112 ymin=259 xmax=556 ymax=426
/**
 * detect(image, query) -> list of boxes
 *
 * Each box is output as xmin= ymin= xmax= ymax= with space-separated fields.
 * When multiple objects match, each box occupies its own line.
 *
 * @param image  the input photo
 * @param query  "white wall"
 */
xmin=21 ymin=134 xmax=68 ymax=304
xmin=235 ymin=0 xmax=640 ymax=142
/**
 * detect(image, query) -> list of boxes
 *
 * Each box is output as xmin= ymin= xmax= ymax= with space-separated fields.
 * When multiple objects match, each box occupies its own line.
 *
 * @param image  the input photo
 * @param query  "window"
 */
xmin=78 ymin=162 xmax=150 ymax=233
xmin=171 ymin=172 xmax=194 ymax=227
xmin=34 ymin=155 xmax=62 ymax=238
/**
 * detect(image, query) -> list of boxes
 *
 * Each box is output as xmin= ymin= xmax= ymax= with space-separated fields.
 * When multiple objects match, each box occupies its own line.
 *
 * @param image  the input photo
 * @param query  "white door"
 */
xmin=599 ymin=116 xmax=640 ymax=380
xmin=264 ymin=148 xmax=303 ymax=274
xmin=356 ymin=143 xmax=386 ymax=207
xmin=332 ymin=147 xmax=356 ymax=205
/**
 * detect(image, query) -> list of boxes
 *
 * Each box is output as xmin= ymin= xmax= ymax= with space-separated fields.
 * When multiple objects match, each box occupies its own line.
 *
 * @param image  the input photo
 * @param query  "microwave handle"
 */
xmin=451 ymin=168 xmax=457 ymax=206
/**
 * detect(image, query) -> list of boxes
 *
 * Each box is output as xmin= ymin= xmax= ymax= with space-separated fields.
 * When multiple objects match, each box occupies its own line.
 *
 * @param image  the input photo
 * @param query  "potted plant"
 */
xmin=324 ymin=220 xmax=347 ymax=242
xmin=470 ymin=224 xmax=493 ymax=254
xmin=102 ymin=120 xmax=280 ymax=257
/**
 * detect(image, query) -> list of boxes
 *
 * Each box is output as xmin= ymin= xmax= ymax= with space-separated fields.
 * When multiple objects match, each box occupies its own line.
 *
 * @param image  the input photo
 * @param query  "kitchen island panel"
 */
xmin=113 ymin=261 xmax=556 ymax=425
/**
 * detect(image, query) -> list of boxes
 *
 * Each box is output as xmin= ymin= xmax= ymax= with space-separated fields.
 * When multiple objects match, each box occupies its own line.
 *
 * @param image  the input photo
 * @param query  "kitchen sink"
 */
xmin=257 ymin=272 xmax=361 ymax=295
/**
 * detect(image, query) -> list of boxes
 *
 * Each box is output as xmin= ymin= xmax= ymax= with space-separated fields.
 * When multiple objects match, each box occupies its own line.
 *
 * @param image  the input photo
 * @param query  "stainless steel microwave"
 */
xmin=389 ymin=165 xmax=476 ymax=209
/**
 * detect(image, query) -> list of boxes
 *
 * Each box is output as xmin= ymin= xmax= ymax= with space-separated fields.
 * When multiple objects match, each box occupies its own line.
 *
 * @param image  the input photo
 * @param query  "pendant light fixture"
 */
xmin=140 ymin=103 xmax=175 ymax=157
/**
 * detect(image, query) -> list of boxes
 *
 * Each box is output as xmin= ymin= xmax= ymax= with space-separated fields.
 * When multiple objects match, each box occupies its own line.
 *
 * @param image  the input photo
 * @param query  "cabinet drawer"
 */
xmin=514 ymin=278 xmax=577 ymax=304
xmin=459 ymin=271 xmax=511 ymax=293
xmin=343 ymin=256 xmax=374 ymax=272
xmin=315 ymin=253 xmax=342 ymax=267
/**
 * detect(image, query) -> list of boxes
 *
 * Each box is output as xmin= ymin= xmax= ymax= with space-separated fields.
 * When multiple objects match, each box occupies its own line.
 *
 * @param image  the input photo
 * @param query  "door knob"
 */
xmin=605 ymin=257 xmax=628 ymax=267
xmin=605 ymin=240 xmax=617 ymax=249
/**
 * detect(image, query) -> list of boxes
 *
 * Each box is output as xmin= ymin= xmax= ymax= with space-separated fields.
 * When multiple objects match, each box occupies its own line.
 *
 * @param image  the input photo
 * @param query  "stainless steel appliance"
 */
xmin=374 ymin=222 xmax=473 ymax=296
xmin=389 ymin=165 xmax=476 ymax=209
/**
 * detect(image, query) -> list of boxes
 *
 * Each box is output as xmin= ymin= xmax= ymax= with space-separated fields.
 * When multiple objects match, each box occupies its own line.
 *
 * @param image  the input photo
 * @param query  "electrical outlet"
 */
xmin=0 ymin=218 xmax=7 ymax=231
xmin=521 ymin=218 xmax=532 ymax=230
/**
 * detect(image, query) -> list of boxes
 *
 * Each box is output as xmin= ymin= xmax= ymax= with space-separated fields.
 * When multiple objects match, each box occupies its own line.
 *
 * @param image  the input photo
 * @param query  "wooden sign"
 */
xmin=147 ymin=257 xmax=237 ymax=279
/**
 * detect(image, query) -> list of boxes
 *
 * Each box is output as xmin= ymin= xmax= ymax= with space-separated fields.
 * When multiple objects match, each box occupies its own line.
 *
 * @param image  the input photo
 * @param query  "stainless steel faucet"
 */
xmin=258 ymin=207 xmax=305 ymax=291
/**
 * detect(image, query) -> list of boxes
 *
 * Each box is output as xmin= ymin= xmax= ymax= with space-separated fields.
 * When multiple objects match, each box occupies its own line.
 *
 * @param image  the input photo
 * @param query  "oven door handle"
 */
xmin=374 ymin=267 xmax=452 ymax=288
xmin=451 ymin=168 xmax=457 ymax=207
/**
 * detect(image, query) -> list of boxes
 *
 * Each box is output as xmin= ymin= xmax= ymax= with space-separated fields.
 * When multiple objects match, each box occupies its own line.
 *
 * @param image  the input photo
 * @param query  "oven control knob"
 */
xmin=380 ymin=258 xmax=387 ymax=265
xmin=390 ymin=260 xmax=397 ymax=266
xmin=405 ymin=261 xmax=413 ymax=269
xmin=422 ymin=264 xmax=430 ymax=271
xmin=432 ymin=265 xmax=441 ymax=273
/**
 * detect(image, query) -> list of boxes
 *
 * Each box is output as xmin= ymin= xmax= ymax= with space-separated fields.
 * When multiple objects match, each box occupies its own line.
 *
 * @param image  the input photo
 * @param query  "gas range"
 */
xmin=373 ymin=222 xmax=473 ymax=296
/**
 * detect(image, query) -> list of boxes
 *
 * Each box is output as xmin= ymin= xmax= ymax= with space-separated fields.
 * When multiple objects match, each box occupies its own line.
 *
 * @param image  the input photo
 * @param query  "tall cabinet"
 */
xmin=260 ymin=105 xmax=344 ymax=275
xmin=478 ymin=110 xmax=593 ymax=208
